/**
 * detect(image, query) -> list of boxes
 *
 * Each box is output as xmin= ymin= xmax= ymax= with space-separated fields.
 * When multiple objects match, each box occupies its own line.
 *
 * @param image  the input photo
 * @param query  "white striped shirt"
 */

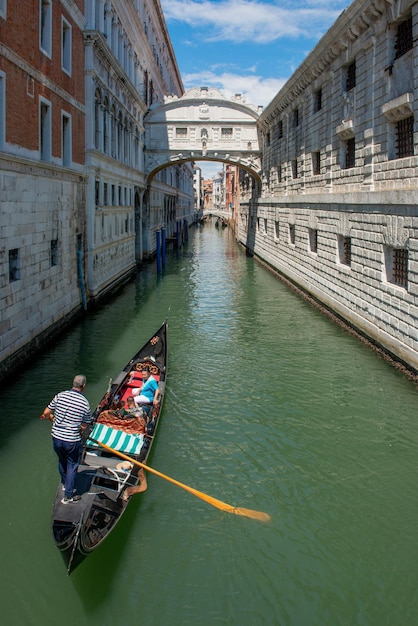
xmin=49 ymin=389 xmax=91 ymax=443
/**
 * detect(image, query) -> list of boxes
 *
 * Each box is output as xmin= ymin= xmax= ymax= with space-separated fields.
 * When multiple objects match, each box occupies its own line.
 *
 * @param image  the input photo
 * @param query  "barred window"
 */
xmin=309 ymin=228 xmax=318 ymax=253
xmin=291 ymin=159 xmax=298 ymax=179
xmin=314 ymin=88 xmax=322 ymax=113
xmin=338 ymin=235 xmax=352 ymax=266
xmin=384 ymin=246 xmax=408 ymax=289
xmin=274 ymin=220 xmax=280 ymax=239
xmin=346 ymin=60 xmax=356 ymax=91
xmin=312 ymin=151 xmax=321 ymax=175
xmin=289 ymin=223 xmax=295 ymax=245
xmin=395 ymin=15 xmax=413 ymax=59
xmin=396 ymin=116 xmax=414 ymax=158
xmin=345 ymin=137 xmax=355 ymax=169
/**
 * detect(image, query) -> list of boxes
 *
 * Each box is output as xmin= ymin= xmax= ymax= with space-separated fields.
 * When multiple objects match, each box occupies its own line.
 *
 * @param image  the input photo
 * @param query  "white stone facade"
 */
xmin=238 ymin=0 xmax=418 ymax=372
xmin=85 ymin=0 xmax=194 ymax=297
xmin=145 ymin=87 xmax=262 ymax=182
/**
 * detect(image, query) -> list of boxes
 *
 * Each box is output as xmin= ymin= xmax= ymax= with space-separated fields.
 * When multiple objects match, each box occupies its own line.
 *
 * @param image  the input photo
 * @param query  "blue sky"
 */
xmin=160 ymin=0 xmax=351 ymax=177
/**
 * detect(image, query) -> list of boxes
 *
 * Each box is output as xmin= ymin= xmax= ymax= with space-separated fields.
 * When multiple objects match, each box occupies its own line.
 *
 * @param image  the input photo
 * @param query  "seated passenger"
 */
xmin=132 ymin=366 xmax=160 ymax=406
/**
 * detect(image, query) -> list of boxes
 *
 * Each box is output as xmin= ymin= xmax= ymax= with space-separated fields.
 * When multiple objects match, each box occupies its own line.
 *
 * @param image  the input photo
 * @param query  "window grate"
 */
xmin=395 ymin=15 xmax=413 ymax=59
xmin=309 ymin=229 xmax=318 ymax=253
xmin=345 ymin=137 xmax=355 ymax=169
xmin=393 ymin=248 xmax=408 ymax=288
xmin=314 ymin=88 xmax=322 ymax=113
xmin=312 ymin=151 xmax=321 ymax=175
xmin=343 ymin=237 xmax=351 ymax=266
xmin=396 ymin=116 xmax=414 ymax=158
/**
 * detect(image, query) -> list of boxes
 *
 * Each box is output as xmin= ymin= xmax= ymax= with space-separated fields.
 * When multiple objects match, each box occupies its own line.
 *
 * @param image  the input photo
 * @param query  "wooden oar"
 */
xmin=91 ymin=439 xmax=271 ymax=522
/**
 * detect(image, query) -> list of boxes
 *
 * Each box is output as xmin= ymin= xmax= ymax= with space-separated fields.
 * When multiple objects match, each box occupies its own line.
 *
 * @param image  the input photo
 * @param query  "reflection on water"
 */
xmin=1 ymin=223 xmax=418 ymax=626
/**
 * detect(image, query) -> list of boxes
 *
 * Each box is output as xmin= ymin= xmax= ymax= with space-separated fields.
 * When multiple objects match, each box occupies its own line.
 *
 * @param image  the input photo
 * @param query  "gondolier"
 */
xmin=48 ymin=322 xmax=167 ymax=574
xmin=41 ymin=374 xmax=91 ymax=504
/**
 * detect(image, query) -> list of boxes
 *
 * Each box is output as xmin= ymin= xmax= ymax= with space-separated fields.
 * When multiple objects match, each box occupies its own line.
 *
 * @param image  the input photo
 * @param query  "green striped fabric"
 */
xmin=88 ymin=423 xmax=144 ymax=455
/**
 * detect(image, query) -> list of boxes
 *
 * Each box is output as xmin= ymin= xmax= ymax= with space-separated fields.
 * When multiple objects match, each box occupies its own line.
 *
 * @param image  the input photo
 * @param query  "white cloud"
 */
xmin=182 ymin=70 xmax=286 ymax=107
xmin=161 ymin=0 xmax=344 ymax=44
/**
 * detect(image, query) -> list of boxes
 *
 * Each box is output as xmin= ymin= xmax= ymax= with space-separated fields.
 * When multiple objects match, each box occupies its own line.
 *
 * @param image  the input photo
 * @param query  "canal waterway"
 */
xmin=1 ymin=222 xmax=417 ymax=626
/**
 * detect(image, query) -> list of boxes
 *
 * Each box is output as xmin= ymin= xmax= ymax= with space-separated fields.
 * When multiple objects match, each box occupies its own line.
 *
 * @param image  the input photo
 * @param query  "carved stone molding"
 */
xmin=383 ymin=216 xmax=409 ymax=248
xmin=382 ymin=93 xmax=413 ymax=122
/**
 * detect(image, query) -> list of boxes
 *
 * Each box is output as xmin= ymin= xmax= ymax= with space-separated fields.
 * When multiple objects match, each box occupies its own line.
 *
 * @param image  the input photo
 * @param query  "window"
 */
xmin=50 ymin=240 xmax=59 ymax=266
xmin=266 ymin=132 xmax=270 ymax=147
xmin=103 ymin=182 xmax=108 ymax=205
xmin=309 ymin=229 xmax=318 ymax=254
xmin=40 ymin=0 xmax=52 ymax=57
xmin=291 ymin=159 xmax=298 ymax=179
xmin=62 ymin=17 xmax=72 ymax=75
xmin=40 ymin=98 xmax=51 ymax=161
xmin=344 ymin=137 xmax=355 ymax=169
xmin=314 ymin=88 xmax=322 ymax=113
xmin=9 ymin=249 xmax=20 ymax=282
xmin=396 ymin=116 xmax=414 ymax=158
xmin=293 ymin=108 xmax=299 ymax=128
xmin=395 ymin=14 xmax=413 ymax=59
xmin=0 ymin=0 xmax=7 ymax=19
xmin=277 ymin=164 xmax=282 ymax=183
xmin=345 ymin=60 xmax=356 ymax=91
xmin=62 ymin=112 xmax=71 ymax=166
xmin=274 ymin=220 xmax=280 ymax=239
xmin=338 ymin=235 xmax=352 ymax=266
xmin=95 ymin=179 xmax=100 ymax=206
xmin=289 ymin=224 xmax=295 ymax=245
xmin=312 ymin=151 xmax=321 ymax=175
xmin=278 ymin=120 xmax=283 ymax=139
xmin=175 ymin=127 xmax=187 ymax=137
xmin=384 ymin=246 xmax=408 ymax=289
xmin=221 ymin=127 xmax=233 ymax=137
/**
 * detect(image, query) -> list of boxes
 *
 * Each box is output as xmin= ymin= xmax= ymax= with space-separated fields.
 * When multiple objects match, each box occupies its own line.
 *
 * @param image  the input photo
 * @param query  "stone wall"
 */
xmin=0 ymin=157 xmax=86 ymax=376
xmin=239 ymin=0 xmax=418 ymax=373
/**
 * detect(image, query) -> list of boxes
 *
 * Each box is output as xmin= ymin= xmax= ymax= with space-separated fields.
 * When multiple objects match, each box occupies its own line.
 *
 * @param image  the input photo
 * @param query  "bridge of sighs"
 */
xmin=144 ymin=86 xmax=263 ymax=182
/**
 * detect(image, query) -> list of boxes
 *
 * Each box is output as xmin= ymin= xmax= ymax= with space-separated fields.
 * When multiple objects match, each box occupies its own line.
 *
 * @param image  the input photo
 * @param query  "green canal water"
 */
xmin=1 ymin=223 xmax=417 ymax=626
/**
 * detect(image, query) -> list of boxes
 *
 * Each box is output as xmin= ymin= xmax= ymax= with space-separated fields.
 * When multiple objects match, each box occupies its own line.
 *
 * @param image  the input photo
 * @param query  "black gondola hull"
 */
xmin=50 ymin=320 xmax=168 ymax=573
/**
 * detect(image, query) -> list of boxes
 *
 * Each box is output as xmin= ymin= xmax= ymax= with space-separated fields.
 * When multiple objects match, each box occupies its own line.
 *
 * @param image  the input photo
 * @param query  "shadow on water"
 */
xmin=71 ymin=496 xmax=142 ymax=612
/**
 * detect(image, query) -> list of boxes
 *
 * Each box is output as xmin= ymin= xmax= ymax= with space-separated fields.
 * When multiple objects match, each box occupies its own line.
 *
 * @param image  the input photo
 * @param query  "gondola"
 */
xmin=51 ymin=320 xmax=168 ymax=574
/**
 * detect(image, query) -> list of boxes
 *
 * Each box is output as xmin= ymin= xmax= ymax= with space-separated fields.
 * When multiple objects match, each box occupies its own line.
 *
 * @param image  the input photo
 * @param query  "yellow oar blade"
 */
xmin=91 ymin=439 xmax=271 ymax=522
xmin=231 ymin=507 xmax=271 ymax=522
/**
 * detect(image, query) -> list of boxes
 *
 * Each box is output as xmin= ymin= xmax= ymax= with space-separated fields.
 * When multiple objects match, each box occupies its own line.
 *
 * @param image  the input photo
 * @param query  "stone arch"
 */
xmin=144 ymin=87 xmax=263 ymax=186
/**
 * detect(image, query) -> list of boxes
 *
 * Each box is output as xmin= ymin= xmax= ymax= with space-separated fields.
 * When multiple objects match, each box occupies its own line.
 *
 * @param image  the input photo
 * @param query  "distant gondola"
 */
xmin=50 ymin=320 xmax=168 ymax=574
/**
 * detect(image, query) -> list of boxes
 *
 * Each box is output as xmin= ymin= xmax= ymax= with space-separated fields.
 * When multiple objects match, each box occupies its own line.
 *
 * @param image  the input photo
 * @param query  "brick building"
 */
xmin=0 ymin=0 xmax=194 ymax=378
xmin=0 ymin=0 xmax=87 ymax=376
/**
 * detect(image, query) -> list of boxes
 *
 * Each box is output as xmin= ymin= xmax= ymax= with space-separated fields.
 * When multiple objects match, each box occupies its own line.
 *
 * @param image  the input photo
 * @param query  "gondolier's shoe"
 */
xmin=61 ymin=495 xmax=81 ymax=504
